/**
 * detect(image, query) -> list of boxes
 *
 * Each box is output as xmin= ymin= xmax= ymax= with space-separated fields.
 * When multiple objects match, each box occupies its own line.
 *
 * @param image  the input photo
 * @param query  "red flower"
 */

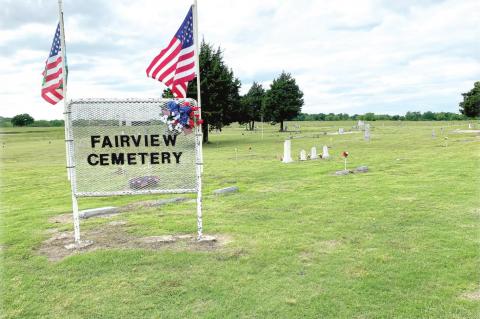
xmin=183 ymin=101 xmax=190 ymax=106
xmin=191 ymin=106 xmax=199 ymax=111
xmin=197 ymin=119 xmax=204 ymax=125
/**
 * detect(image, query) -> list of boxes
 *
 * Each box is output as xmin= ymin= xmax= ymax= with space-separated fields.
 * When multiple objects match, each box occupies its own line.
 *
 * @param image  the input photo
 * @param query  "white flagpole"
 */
xmin=58 ymin=0 xmax=81 ymax=243
xmin=193 ymin=0 xmax=203 ymax=240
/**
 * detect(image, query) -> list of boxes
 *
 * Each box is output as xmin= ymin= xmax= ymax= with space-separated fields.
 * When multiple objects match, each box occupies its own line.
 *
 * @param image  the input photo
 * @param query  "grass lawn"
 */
xmin=1 ymin=121 xmax=479 ymax=318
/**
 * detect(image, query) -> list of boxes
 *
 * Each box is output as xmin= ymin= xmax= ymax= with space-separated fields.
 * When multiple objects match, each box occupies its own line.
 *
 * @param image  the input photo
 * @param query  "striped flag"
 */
xmin=41 ymin=23 xmax=66 ymax=105
xmin=146 ymin=6 xmax=196 ymax=98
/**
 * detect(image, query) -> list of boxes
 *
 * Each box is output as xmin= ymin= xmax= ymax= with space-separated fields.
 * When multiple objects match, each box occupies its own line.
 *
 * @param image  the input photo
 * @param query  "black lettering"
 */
xmin=138 ymin=152 xmax=148 ymax=164
xmin=161 ymin=152 xmax=171 ymax=164
xmin=131 ymin=135 xmax=141 ymax=147
xmin=99 ymin=154 xmax=109 ymax=166
xmin=101 ymin=136 xmax=112 ymax=148
xmin=163 ymin=134 xmax=177 ymax=146
xmin=172 ymin=152 xmax=182 ymax=164
xmin=127 ymin=153 xmax=137 ymax=165
xmin=151 ymin=134 xmax=160 ymax=147
xmin=145 ymin=135 xmax=149 ymax=147
xmin=150 ymin=152 xmax=159 ymax=164
xmin=120 ymin=135 xmax=130 ymax=147
xmin=91 ymin=136 xmax=101 ymax=148
xmin=114 ymin=135 xmax=120 ymax=147
xmin=111 ymin=153 xmax=125 ymax=165
xmin=87 ymin=154 xmax=99 ymax=165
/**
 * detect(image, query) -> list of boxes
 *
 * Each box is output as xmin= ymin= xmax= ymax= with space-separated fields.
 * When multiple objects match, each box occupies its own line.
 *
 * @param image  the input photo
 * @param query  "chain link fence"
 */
xmin=67 ymin=98 xmax=198 ymax=197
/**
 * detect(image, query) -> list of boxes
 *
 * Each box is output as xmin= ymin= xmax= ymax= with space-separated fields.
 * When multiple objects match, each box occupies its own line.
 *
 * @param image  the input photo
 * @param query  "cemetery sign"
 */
xmin=65 ymin=98 xmax=204 ymax=242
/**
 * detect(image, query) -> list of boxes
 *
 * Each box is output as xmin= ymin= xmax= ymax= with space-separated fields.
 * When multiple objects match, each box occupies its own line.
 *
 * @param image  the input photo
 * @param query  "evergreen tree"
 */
xmin=239 ymin=82 xmax=265 ymax=130
xmin=187 ymin=41 xmax=241 ymax=143
xmin=263 ymin=72 xmax=304 ymax=131
xmin=459 ymin=81 xmax=480 ymax=118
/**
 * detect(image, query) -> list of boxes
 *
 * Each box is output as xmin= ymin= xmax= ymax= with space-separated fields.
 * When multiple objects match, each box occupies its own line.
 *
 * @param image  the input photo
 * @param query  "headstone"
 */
xmin=468 ymin=123 xmax=473 ymax=129
xmin=431 ymin=129 xmax=436 ymax=138
xmin=310 ymin=147 xmax=319 ymax=159
xmin=357 ymin=120 xmax=365 ymax=128
xmin=213 ymin=186 xmax=239 ymax=195
xmin=322 ymin=145 xmax=329 ymax=159
xmin=300 ymin=149 xmax=307 ymax=161
xmin=364 ymin=127 xmax=370 ymax=141
xmin=79 ymin=206 xmax=118 ymax=219
xmin=338 ymin=128 xmax=344 ymax=134
xmin=282 ymin=140 xmax=293 ymax=163
xmin=354 ymin=166 xmax=369 ymax=173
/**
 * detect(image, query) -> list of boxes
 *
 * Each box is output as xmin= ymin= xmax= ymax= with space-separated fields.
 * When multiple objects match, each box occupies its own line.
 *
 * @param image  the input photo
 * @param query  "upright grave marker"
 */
xmin=300 ymin=149 xmax=307 ymax=161
xmin=310 ymin=147 xmax=319 ymax=159
xmin=364 ymin=126 xmax=371 ymax=141
xmin=282 ymin=140 xmax=293 ymax=163
xmin=322 ymin=145 xmax=330 ymax=159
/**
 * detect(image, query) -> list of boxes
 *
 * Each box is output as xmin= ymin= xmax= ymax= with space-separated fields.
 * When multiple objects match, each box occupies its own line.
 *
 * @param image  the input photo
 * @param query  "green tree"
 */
xmin=11 ymin=113 xmax=34 ymax=127
xmin=187 ymin=41 xmax=241 ymax=143
xmin=405 ymin=111 xmax=422 ymax=121
xmin=263 ymin=72 xmax=304 ymax=131
xmin=459 ymin=81 xmax=480 ymax=118
xmin=422 ymin=111 xmax=435 ymax=120
xmin=239 ymin=82 xmax=265 ymax=130
xmin=162 ymin=88 xmax=174 ymax=98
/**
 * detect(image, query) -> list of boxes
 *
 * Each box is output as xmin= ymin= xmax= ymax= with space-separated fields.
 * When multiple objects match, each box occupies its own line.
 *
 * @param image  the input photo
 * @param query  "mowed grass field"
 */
xmin=1 ymin=121 xmax=479 ymax=318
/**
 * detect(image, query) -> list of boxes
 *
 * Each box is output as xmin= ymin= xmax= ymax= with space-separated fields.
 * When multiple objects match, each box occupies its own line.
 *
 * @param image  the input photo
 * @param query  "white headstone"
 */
xmin=322 ymin=145 xmax=330 ymax=159
xmin=310 ymin=147 xmax=319 ymax=159
xmin=468 ymin=123 xmax=473 ymax=129
xmin=431 ymin=129 xmax=436 ymax=138
xmin=338 ymin=128 xmax=344 ymax=134
xmin=300 ymin=149 xmax=307 ymax=161
xmin=357 ymin=120 xmax=365 ymax=128
xmin=364 ymin=128 xmax=370 ymax=141
xmin=282 ymin=140 xmax=293 ymax=163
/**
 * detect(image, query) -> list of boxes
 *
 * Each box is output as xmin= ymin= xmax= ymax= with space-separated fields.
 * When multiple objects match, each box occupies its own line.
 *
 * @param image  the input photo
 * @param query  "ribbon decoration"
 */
xmin=161 ymin=100 xmax=204 ymax=134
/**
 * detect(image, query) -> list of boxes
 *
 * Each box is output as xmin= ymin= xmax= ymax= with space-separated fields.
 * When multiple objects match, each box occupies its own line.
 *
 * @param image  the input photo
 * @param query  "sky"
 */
xmin=1 ymin=0 xmax=479 ymax=120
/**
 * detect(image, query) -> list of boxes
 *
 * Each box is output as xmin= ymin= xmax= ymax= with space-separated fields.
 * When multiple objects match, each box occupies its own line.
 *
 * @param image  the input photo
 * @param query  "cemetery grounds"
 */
xmin=0 ymin=121 xmax=479 ymax=318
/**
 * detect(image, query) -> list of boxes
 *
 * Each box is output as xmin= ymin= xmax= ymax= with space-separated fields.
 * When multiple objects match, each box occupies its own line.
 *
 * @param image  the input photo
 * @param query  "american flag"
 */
xmin=146 ymin=6 xmax=196 ymax=98
xmin=41 ymin=23 xmax=66 ymax=105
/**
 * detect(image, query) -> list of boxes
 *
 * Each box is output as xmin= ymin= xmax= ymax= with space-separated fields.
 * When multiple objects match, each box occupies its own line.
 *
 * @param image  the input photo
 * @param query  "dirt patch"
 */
xmin=461 ymin=289 xmax=480 ymax=301
xmin=48 ymin=213 xmax=73 ymax=224
xmin=38 ymin=221 xmax=230 ymax=262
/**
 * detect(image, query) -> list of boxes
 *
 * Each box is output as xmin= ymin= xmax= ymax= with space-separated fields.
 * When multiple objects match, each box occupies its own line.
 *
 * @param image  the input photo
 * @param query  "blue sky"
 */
xmin=1 ymin=0 xmax=479 ymax=120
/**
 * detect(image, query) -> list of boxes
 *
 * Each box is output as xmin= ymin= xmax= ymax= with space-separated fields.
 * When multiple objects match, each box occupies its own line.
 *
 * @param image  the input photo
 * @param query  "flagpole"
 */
xmin=193 ymin=0 xmax=204 ymax=240
xmin=58 ymin=0 xmax=81 ymax=243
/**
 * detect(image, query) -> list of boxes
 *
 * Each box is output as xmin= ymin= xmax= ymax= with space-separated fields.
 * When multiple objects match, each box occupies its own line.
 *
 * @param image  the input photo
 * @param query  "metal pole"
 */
xmin=58 ymin=0 xmax=81 ymax=243
xmin=193 ymin=0 xmax=203 ymax=240
xmin=261 ymin=114 xmax=264 ymax=140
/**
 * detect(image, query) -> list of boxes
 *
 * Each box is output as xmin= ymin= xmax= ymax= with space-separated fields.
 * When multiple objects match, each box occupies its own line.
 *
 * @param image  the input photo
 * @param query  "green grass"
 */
xmin=1 ymin=121 xmax=479 ymax=318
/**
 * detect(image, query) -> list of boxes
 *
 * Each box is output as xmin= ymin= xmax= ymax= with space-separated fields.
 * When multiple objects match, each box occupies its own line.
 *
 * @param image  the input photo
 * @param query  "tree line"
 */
xmin=1 ymin=114 xmax=63 ymax=128
xmin=294 ymin=111 xmax=468 ymax=121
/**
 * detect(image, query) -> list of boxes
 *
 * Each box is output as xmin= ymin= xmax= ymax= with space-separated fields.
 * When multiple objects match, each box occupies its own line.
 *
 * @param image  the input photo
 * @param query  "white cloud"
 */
xmin=0 ymin=0 xmax=479 ymax=120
